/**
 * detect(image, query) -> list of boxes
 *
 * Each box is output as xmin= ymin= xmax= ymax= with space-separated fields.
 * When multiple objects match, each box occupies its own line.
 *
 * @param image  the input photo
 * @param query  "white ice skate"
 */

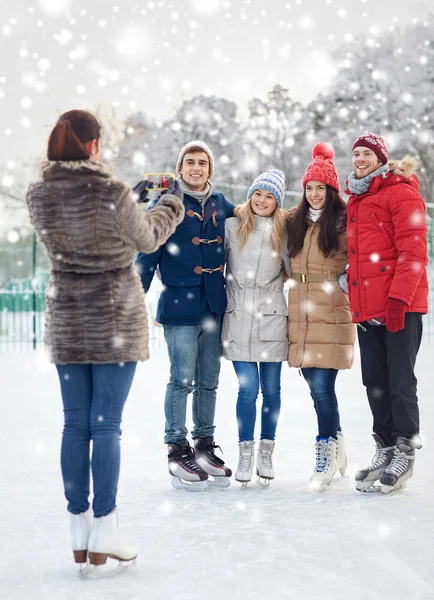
xmin=70 ymin=508 xmax=92 ymax=569
xmin=309 ymin=437 xmax=337 ymax=491
xmin=235 ymin=440 xmax=255 ymax=488
xmin=256 ymin=439 xmax=275 ymax=485
xmin=336 ymin=431 xmax=347 ymax=477
xmin=81 ymin=509 xmax=137 ymax=578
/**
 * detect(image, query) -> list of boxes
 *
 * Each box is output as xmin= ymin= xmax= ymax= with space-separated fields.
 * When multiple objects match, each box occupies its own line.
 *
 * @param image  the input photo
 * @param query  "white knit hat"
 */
xmin=176 ymin=140 xmax=215 ymax=179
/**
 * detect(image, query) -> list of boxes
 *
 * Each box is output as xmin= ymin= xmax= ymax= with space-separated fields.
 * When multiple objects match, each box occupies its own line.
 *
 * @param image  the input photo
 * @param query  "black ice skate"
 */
xmin=194 ymin=437 xmax=232 ymax=488
xmin=380 ymin=437 xmax=418 ymax=494
xmin=168 ymin=440 xmax=208 ymax=491
xmin=355 ymin=433 xmax=395 ymax=493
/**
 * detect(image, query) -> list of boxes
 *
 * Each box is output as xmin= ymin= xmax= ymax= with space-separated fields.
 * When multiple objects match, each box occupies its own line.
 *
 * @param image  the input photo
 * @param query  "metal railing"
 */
xmin=1 ymin=193 xmax=433 ymax=351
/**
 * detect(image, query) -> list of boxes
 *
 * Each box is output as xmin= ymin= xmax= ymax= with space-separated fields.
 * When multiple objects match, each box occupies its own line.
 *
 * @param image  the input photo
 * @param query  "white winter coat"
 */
xmin=222 ymin=215 xmax=291 ymax=362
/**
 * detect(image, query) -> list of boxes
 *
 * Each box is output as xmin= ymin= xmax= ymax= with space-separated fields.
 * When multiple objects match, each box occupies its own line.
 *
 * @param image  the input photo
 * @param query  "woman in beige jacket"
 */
xmin=286 ymin=143 xmax=355 ymax=490
xmin=222 ymin=169 xmax=290 ymax=487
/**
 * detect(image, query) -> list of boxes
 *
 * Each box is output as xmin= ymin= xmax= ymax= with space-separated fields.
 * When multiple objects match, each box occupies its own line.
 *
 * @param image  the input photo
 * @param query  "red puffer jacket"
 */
xmin=346 ymin=156 xmax=428 ymax=323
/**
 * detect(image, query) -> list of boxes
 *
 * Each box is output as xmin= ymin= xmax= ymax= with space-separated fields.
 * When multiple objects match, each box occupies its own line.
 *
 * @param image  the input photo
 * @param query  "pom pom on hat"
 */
xmin=247 ymin=168 xmax=285 ymax=208
xmin=312 ymin=142 xmax=335 ymax=160
xmin=302 ymin=142 xmax=340 ymax=192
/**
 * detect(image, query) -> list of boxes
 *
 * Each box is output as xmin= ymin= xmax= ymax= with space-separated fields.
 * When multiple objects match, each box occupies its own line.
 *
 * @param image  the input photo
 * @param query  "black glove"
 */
xmin=133 ymin=179 xmax=150 ymax=203
xmin=160 ymin=178 xmax=183 ymax=202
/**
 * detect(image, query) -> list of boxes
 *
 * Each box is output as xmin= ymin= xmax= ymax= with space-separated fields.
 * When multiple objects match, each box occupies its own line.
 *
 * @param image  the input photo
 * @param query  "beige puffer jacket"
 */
xmin=287 ymin=212 xmax=355 ymax=370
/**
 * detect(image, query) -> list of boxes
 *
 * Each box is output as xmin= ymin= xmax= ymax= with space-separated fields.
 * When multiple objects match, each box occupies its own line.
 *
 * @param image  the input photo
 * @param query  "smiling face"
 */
xmin=305 ymin=180 xmax=327 ymax=210
xmin=352 ymin=146 xmax=383 ymax=179
xmin=179 ymin=151 xmax=210 ymax=191
xmin=250 ymin=188 xmax=277 ymax=217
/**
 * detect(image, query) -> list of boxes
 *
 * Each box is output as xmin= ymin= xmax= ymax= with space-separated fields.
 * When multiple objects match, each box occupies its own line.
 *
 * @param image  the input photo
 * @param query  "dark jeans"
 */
xmin=56 ymin=362 xmax=137 ymax=518
xmin=301 ymin=368 xmax=341 ymax=440
xmin=357 ymin=312 xmax=423 ymax=445
xmin=232 ymin=361 xmax=282 ymax=442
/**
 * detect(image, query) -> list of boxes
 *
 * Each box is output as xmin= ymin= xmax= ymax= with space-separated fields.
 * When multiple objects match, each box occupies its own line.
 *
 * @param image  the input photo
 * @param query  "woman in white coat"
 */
xmin=222 ymin=169 xmax=290 ymax=485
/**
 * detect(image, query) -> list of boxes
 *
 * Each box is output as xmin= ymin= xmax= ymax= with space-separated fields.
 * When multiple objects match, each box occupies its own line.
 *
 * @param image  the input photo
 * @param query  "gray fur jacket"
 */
xmin=26 ymin=160 xmax=184 ymax=364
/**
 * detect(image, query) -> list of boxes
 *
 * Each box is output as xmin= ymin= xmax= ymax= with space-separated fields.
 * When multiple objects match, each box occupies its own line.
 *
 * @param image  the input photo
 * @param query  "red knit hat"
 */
xmin=302 ymin=143 xmax=340 ymax=193
xmin=352 ymin=132 xmax=388 ymax=164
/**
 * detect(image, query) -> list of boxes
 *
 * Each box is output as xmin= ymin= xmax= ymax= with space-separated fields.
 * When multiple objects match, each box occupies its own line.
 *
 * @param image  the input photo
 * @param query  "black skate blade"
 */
xmin=170 ymin=476 xmax=207 ymax=492
xmin=79 ymin=559 xmax=136 ymax=579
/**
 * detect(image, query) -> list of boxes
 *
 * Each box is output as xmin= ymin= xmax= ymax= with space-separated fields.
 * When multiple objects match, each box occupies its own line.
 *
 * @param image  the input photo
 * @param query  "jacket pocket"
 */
xmin=221 ymin=302 xmax=237 ymax=343
xmin=371 ymin=213 xmax=394 ymax=247
xmin=258 ymin=305 xmax=288 ymax=342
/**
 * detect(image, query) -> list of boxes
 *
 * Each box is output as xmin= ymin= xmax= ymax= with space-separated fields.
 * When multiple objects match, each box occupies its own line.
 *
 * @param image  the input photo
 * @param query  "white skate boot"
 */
xmin=336 ymin=431 xmax=347 ymax=477
xmin=86 ymin=508 xmax=137 ymax=575
xmin=310 ymin=437 xmax=337 ymax=491
xmin=70 ymin=508 xmax=92 ymax=567
xmin=235 ymin=441 xmax=255 ymax=488
xmin=256 ymin=439 xmax=275 ymax=484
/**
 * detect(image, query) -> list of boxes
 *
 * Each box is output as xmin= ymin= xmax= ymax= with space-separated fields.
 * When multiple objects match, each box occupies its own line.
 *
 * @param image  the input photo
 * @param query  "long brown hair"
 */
xmin=286 ymin=185 xmax=347 ymax=258
xmin=235 ymin=199 xmax=288 ymax=259
xmin=47 ymin=110 xmax=101 ymax=161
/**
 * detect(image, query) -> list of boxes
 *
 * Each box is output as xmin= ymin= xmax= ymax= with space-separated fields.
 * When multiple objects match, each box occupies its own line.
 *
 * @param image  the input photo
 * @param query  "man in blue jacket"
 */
xmin=136 ymin=140 xmax=235 ymax=489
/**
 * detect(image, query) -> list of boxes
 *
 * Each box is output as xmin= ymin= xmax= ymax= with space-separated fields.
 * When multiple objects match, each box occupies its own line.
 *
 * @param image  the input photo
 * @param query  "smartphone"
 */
xmin=142 ymin=172 xmax=176 ymax=191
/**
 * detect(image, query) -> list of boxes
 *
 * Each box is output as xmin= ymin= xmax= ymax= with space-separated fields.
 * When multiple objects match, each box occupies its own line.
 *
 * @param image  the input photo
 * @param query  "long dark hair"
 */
xmin=47 ymin=109 xmax=101 ymax=161
xmin=287 ymin=185 xmax=347 ymax=258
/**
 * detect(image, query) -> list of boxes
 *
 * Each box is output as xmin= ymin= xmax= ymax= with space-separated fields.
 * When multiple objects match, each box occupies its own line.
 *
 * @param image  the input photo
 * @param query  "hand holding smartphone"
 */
xmin=142 ymin=172 xmax=176 ymax=191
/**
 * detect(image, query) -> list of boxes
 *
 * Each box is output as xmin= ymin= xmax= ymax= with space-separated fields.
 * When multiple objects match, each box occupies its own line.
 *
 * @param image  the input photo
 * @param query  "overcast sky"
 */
xmin=0 ymin=0 xmax=433 ymax=163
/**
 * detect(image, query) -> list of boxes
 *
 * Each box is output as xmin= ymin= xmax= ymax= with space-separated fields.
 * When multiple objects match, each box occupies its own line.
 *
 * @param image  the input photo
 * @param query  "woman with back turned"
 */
xmin=25 ymin=110 xmax=184 ymax=569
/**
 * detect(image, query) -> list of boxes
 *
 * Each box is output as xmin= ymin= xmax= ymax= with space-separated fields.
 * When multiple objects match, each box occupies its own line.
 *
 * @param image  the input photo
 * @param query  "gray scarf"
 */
xmin=178 ymin=177 xmax=213 ymax=207
xmin=347 ymin=164 xmax=390 ymax=196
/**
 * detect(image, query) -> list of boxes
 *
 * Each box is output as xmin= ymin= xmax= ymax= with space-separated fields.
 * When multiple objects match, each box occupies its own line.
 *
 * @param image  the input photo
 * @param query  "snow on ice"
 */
xmin=1 ymin=331 xmax=434 ymax=599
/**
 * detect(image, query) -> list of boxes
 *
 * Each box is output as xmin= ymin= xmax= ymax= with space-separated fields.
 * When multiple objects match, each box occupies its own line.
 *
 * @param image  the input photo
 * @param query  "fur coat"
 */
xmin=26 ymin=160 xmax=184 ymax=364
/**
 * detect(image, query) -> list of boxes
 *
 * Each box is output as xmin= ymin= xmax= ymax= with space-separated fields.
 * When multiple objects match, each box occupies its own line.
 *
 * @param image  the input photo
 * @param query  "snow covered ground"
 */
xmin=1 ymin=330 xmax=434 ymax=600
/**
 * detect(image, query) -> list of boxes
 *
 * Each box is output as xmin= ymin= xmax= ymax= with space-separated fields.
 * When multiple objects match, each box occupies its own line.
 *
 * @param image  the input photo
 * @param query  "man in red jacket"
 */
xmin=346 ymin=133 xmax=428 ymax=494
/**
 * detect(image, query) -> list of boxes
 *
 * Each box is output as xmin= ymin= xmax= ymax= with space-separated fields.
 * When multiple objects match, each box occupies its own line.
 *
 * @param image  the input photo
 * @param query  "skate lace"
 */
xmin=237 ymin=448 xmax=253 ymax=472
xmin=314 ymin=440 xmax=329 ymax=473
xmin=259 ymin=443 xmax=274 ymax=469
xmin=386 ymin=449 xmax=415 ymax=477
xmin=197 ymin=441 xmax=226 ymax=466
xmin=180 ymin=447 xmax=204 ymax=473
xmin=369 ymin=446 xmax=393 ymax=471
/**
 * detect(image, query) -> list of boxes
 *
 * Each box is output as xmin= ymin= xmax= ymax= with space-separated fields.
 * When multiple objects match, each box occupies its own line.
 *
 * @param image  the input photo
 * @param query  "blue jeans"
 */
xmin=301 ymin=367 xmax=341 ymax=440
xmin=56 ymin=362 xmax=136 ymax=518
xmin=233 ymin=361 xmax=282 ymax=442
xmin=163 ymin=319 xmax=222 ymax=444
